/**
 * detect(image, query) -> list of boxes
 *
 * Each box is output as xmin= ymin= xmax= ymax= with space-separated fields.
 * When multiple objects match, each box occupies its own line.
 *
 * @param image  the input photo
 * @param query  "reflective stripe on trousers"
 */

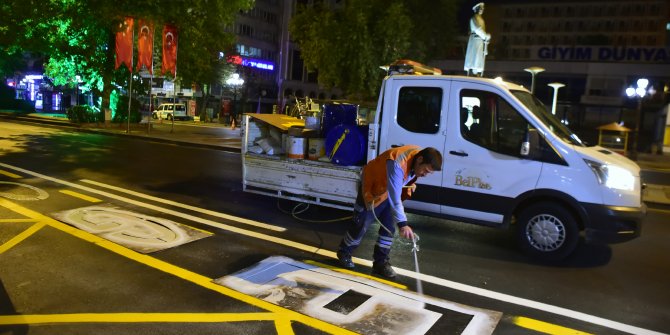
xmin=338 ymin=199 xmax=396 ymax=263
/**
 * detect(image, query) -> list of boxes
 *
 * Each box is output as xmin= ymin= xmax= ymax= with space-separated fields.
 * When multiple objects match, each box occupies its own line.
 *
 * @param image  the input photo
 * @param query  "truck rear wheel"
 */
xmin=516 ymin=202 xmax=579 ymax=261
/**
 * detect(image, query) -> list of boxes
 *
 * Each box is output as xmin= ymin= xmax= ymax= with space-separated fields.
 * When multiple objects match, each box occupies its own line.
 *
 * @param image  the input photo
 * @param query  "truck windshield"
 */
xmin=511 ymin=90 xmax=585 ymax=146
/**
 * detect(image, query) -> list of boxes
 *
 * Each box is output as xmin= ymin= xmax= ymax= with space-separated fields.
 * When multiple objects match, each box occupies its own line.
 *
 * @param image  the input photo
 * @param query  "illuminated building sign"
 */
xmin=227 ymin=55 xmax=274 ymax=71
xmin=534 ymin=46 xmax=670 ymax=63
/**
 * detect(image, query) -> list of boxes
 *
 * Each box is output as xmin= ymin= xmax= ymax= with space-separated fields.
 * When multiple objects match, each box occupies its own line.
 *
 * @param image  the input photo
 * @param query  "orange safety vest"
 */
xmin=361 ymin=145 xmax=420 ymax=208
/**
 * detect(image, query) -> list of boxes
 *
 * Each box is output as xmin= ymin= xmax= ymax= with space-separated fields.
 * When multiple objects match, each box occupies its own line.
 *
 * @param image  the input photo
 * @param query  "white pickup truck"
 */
xmin=242 ymin=61 xmax=645 ymax=261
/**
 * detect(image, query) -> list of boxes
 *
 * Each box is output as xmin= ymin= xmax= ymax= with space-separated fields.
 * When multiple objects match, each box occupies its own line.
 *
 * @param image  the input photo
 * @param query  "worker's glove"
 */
xmin=407 ymin=184 xmax=417 ymax=193
xmin=399 ymin=225 xmax=414 ymax=240
xmin=401 ymin=184 xmax=417 ymax=201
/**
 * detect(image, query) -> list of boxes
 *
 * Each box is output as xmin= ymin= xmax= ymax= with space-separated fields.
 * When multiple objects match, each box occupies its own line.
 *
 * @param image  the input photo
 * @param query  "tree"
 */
xmin=0 ymin=0 xmax=253 ymax=118
xmin=289 ymin=0 xmax=459 ymax=101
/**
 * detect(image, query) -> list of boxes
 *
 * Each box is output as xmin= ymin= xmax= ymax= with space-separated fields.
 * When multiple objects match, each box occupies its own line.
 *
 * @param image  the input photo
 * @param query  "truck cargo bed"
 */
xmin=243 ymin=153 xmax=360 ymax=210
xmin=241 ymin=114 xmax=361 ymax=211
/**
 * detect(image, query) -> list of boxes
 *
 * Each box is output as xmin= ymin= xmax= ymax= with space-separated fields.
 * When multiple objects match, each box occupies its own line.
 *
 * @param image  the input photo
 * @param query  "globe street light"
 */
xmin=524 ymin=66 xmax=545 ymax=94
xmin=625 ymin=78 xmax=652 ymax=160
xmin=226 ymin=73 xmax=244 ymax=128
xmin=548 ymin=82 xmax=565 ymax=115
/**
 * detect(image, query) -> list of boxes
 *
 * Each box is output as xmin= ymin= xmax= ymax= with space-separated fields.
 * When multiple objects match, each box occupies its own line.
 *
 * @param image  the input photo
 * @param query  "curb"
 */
xmin=0 ymin=114 xmax=242 ymax=153
xmin=77 ymin=127 xmax=242 ymax=153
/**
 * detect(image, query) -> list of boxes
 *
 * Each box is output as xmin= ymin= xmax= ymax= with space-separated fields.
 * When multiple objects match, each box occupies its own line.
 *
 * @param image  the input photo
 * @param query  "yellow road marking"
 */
xmin=0 ymin=221 xmax=46 ymax=254
xmin=59 ymin=189 xmax=102 ymax=203
xmin=304 ymin=260 xmax=408 ymax=290
xmin=0 ymin=312 xmax=278 ymax=325
xmin=0 ymin=198 xmax=357 ymax=335
xmin=513 ymin=316 xmax=593 ymax=335
xmin=275 ymin=319 xmax=296 ymax=335
xmin=0 ymin=170 xmax=22 ymax=178
xmin=0 ymin=219 xmax=37 ymax=223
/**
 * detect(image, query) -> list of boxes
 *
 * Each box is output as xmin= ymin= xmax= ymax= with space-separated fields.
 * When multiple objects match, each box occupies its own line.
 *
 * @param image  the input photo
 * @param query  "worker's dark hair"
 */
xmin=417 ymin=147 xmax=443 ymax=171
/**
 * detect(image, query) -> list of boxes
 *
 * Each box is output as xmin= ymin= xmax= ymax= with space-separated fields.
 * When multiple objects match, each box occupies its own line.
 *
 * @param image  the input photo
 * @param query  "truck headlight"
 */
xmin=584 ymin=159 xmax=635 ymax=191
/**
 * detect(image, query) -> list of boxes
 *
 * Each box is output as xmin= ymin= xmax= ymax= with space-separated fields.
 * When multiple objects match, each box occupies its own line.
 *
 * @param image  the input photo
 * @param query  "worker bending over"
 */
xmin=336 ymin=145 xmax=443 ymax=279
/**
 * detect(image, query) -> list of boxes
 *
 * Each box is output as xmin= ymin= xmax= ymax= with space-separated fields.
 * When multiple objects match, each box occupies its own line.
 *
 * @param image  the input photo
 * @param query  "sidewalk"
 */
xmin=85 ymin=119 xmax=244 ymax=152
xmin=2 ymin=110 xmax=670 ymax=205
xmin=1 ymin=111 xmax=242 ymax=152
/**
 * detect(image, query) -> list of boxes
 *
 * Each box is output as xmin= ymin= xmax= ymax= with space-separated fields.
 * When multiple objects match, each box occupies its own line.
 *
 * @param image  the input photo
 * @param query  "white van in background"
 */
xmin=152 ymin=103 xmax=189 ymax=121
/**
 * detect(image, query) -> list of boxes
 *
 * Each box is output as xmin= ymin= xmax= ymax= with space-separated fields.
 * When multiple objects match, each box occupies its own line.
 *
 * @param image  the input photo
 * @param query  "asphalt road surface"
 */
xmin=0 ymin=120 xmax=668 ymax=335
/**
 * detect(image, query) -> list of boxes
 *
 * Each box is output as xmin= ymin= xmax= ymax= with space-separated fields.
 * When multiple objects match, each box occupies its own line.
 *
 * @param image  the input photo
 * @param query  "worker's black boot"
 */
xmin=372 ymin=261 xmax=397 ymax=279
xmin=337 ymin=250 xmax=355 ymax=269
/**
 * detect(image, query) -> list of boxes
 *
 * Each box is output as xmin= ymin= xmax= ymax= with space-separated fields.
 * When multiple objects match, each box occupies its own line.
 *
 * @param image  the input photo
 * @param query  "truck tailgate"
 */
xmin=243 ymin=153 xmax=360 ymax=210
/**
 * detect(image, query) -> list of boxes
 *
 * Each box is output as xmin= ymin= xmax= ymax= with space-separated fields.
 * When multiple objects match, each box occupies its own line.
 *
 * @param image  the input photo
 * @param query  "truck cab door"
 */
xmin=379 ymin=78 xmax=449 ymax=213
xmin=442 ymin=82 xmax=543 ymax=225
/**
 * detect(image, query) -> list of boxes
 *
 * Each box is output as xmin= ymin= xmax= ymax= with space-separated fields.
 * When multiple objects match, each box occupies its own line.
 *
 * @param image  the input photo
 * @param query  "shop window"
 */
xmin=238 ymin=24 xmax=254 ymax=37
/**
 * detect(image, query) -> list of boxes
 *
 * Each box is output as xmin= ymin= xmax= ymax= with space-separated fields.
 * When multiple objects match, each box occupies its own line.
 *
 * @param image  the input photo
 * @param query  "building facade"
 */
xmin=227 ymin=0 xmax=342 ymax=115
xmin=434 ymin=0 xmax=670 ymax=150
xmin=228 ymin=0 xmax=670 ymax=150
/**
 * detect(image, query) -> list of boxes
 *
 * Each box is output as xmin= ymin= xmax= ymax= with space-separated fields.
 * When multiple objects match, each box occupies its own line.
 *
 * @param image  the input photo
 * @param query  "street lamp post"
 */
xmin=524 ymin=66 xmax=545 ymax=94
xmin=625 ymin=78 xmax=652 ymax=161
xmin=257 ymin=89 xmax=266 ymax=114
xmin=548 ymin=82 xmax=565 ymax=115
xmin=74 ymin=75 xmax=82 ymax=106
xmin=226 ymin=73 xmax=244 ymax=128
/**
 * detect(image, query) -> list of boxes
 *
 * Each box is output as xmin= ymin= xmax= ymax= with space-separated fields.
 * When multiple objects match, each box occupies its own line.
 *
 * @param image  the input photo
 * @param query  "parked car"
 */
xmin=152 ymin=103 xmax=189 ymax=121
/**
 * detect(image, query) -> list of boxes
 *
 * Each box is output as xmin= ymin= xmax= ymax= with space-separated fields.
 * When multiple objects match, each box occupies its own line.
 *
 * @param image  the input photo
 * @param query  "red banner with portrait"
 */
xmin=136 ymin=20 xmax=154 ymax=74
xmin=162 ymin=25 xmax=178 ymax=77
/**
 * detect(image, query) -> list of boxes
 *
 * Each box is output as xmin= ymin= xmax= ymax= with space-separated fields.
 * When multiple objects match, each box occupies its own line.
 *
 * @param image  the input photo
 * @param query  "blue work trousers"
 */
xmin=338 ymin=199 xmax=395 ymax=264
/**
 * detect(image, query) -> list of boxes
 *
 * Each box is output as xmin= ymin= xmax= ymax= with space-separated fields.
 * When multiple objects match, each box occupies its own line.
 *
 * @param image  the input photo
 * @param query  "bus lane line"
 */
xmin=0 ymin=170 xmax=22 ymax=179
xmin=303 ymin=259 xmax=408 ymax=289
xmin=80 ymin=179 xmax=285 ymax=232
xmin=0 ymin=163 xmax=286 ymax=232
xmin=59 ymin=189 xmax=102 ymax=203
xmin=0 ymin=198 xmax=356 ymax=335
xmin=0 ymin=162 xmax=665 ymax=335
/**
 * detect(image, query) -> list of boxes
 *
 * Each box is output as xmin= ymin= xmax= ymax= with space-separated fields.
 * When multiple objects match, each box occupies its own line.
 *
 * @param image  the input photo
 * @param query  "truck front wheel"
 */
xmin=516 ymin=202 xmax=579 ymax=261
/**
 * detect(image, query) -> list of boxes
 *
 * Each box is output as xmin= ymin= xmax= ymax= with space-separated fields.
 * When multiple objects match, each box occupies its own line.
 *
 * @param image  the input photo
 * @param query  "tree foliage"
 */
xmin=289 ymin=0 xmax=459 ymax=100
xmin=0 ymin=0 xmax=253 ymax=113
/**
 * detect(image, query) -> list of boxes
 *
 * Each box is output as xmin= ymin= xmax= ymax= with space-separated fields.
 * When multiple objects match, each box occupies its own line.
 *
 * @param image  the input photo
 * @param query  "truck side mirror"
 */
xmin=520 ymin=128 xmax=539 ymax=158
xmin=520 ymin=137 xmax=530 ymax=156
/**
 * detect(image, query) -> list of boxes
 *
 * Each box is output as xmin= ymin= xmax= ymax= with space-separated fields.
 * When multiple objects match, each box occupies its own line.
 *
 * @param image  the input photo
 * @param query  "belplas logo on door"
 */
xmin=454 ymin=171 xmax=492 ymax=190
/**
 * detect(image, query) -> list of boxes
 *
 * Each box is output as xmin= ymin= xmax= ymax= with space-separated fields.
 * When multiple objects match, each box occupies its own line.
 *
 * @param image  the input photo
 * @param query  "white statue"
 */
xmin=464 ymin=2 xmax=490 ymax=77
